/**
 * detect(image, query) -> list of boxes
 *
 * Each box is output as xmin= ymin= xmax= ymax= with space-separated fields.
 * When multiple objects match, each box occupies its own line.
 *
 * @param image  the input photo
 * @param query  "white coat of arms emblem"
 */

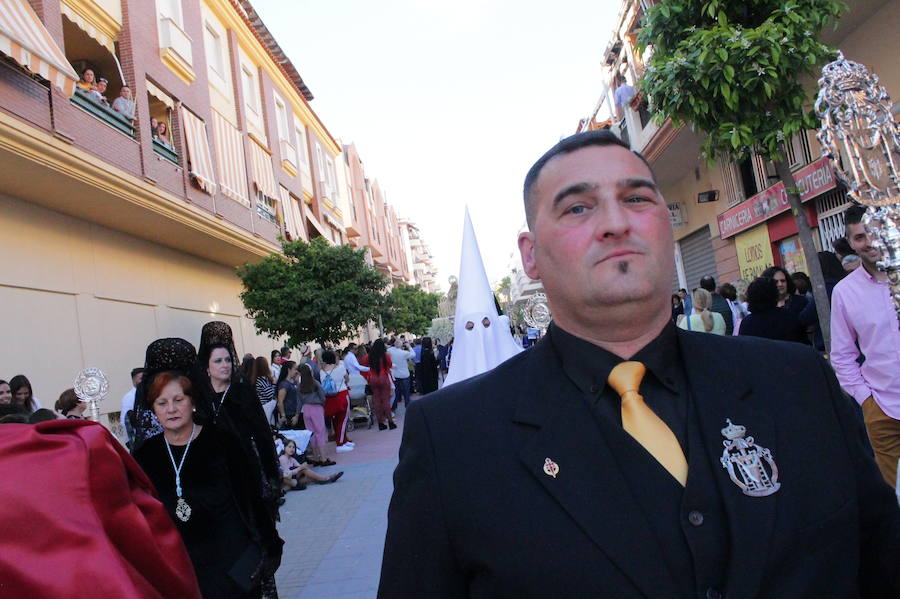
xmin=719 ymin=419 xmax=781 ymax=497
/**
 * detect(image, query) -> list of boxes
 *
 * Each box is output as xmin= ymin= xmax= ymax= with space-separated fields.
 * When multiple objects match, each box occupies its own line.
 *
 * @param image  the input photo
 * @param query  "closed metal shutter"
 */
xmin=679 ymin=225 xmax=718 ymax=290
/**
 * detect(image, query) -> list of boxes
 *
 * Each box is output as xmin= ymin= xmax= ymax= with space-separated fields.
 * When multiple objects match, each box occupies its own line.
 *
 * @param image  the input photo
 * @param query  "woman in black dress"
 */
xmin=418 ymin=337 xmax=440 ymax=395
xmin=194 ymin=322 xmax=283 ymax=598
xmin=134 ymin=371 xmax=271 ymax=598
xmin=737 ymin=277 xmax=807 ymax=344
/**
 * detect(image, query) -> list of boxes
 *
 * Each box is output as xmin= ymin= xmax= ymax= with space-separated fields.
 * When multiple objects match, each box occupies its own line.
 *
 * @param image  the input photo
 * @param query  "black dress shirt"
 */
xmin=550 ymin=320 xmax=689 ymax=452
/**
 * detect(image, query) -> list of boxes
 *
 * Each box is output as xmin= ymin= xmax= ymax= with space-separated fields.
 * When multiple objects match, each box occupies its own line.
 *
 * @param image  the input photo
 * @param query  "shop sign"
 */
xmin=735 ymin=226 xmax=775 ymax=280
xmin=668 ymin=202 xmax=687 ymax=227
xmin=716 ymin=157 xmax=836 ymax=238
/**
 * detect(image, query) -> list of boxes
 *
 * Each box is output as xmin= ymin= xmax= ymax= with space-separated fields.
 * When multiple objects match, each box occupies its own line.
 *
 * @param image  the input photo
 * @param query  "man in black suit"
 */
xmin=378 ymin=131 xmax=900 ymax=598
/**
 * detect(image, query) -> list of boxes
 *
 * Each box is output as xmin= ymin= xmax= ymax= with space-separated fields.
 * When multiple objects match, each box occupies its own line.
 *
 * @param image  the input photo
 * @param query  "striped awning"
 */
xmin=249 ymin=138 xmax=278 ymax=200
xmin=180 ymin=106 xmax=217 ymax=195
xmin=212 ymin=111 xmax=249 ymax=206
xmin=279 ymin=185 xmax=306 ymax=241
xmin=60 ymin=2 xmax=116 ymax=54
xmin=0 ymin=0 xmax=78 ymax=96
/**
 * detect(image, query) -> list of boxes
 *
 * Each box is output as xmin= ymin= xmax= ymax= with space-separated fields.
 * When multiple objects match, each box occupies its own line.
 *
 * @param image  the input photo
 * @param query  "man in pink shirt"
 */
xmin=831 ymin=204 xmax=900 ymax=488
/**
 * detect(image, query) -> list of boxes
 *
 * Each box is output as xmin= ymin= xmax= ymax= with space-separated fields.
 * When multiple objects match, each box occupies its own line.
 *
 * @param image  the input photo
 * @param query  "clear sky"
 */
xmin=253 ymin=0 xmax=617 ymax=288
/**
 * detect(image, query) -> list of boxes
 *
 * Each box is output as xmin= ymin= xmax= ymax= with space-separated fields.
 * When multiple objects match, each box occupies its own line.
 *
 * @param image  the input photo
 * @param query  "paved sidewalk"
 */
xmin=275 ymin=405 xmax=407 ymax=599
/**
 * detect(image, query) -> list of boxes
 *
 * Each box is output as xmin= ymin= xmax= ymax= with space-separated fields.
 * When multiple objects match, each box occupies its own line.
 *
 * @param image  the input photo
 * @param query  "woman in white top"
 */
xmin=677 ymin=288 xmax=726 ymax=335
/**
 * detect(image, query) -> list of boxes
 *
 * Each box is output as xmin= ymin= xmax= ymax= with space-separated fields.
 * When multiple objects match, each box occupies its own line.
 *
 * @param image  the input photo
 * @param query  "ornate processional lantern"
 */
xmin=815 ymin=52 xmax=900 ymax=325
xmin=74 ymin=367 xmax=109 ymax=423
xmin=522 ymin=292 xmax=552 ymax=333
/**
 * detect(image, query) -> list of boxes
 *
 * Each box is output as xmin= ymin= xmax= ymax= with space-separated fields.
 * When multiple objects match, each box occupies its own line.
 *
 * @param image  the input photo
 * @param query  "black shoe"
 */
xmin=388 ymin=421 xmax=397 ymax=430
xmin=378 ymin=423 xmax=388 ymax=430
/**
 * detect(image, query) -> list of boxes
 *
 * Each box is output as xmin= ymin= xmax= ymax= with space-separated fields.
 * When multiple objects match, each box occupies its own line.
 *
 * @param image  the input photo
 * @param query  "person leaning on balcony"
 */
xmin=89 ymin=77 xmax=110 ymax=106
xmin=156 ymin=121 xmax=172 ymax=146
xmin=76 ymin=67 xmax=96 ymax=91
xmin=613 ymin=72 xmax=635 ymax=121
xmin=111 ymin=85 xmax=135 ymax=121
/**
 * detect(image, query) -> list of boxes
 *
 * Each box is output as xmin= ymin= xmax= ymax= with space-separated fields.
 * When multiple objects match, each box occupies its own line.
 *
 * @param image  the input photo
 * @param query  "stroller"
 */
xmin=347 ymin=371 xmax=374 ymax=430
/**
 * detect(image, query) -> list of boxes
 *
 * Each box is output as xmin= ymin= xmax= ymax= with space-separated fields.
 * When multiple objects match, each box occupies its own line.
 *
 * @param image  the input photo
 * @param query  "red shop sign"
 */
xmin=716 ymin=157 xmax=836 ymax=239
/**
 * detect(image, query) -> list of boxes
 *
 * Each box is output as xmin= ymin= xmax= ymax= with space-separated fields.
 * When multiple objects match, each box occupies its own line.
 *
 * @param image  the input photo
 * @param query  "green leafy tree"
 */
xmin=496 ymin=275 xmax=513 ymax=311
xmin=381 ymin=283 xmax=441 ymax=336
xmin=639 ymin=0 xmax=844 ymax=350
xmin=236 ymin=237 xmax=387 ymax=346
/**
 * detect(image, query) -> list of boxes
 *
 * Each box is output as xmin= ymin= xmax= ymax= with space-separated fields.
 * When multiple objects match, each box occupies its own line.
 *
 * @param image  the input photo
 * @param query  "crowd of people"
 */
xmin=668 ymin=203 xmax=899 ymax=492
xmin=0 ymin=322 xmax=450 ymax=598
xmin=670 ymin=236 xmax=858 ymax=352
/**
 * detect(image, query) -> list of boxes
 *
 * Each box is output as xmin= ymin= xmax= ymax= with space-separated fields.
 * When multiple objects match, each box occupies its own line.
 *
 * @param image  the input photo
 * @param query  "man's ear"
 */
xmin=518 ymin=231 xmax=540 ymax=280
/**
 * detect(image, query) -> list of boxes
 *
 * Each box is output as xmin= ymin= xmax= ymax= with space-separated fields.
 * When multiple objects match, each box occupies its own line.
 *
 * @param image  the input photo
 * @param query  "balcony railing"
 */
xmin=152 ymin=137 xmax=179 ymax=165
xmin=71 ymin=88 xmax=134 ymax=137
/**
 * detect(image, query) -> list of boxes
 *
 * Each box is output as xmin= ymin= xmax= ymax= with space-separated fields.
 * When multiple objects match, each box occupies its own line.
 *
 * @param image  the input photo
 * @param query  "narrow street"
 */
xmin=275 ymin=405 xmax=407 ymax=598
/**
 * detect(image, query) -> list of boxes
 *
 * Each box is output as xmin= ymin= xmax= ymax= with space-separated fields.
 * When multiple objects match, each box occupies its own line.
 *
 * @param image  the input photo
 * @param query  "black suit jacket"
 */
xmin=378 ymin=329 xmax=900 ymax=598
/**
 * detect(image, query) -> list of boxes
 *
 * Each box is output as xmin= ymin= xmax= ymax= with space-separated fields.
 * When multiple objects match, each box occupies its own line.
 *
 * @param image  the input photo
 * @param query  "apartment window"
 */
xmin=720 ymin=155 xmax=762 ymax=208
xmin=737 ymin=157 xmax=759 ymax=200
xmin=204 ymin=25 xmax=224 ymax=77
xmin=274 ymin=97 xmax=289 ymax=140
xmin=158 ymin=0 xmax=184 ymax=26
xmin=294 ymin=123 xmax=309 ymax=168
xmin=241 ymin=66 xmax=258 ymax=115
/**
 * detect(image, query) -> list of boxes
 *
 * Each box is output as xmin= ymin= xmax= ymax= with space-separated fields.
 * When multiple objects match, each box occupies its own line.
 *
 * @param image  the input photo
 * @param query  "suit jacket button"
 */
xmin=705 ymin=588 xmax=722 ymax=599
xmin=589 ymin=384 xmax=599 ymax=394
xmin=688 ymin=510 xmax=704 ymax=526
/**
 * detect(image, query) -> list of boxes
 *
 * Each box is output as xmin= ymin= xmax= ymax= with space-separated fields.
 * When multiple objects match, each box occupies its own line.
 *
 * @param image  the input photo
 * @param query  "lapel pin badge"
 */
xmin=719 ymin=419 xmax=780 ymax=497
xmin=543 ymin=458 xmax=559 ymax=479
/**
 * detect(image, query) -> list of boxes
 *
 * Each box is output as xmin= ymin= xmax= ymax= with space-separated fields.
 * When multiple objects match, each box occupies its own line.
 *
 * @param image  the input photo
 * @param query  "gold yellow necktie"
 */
xmin=607 ymin=361 xmax=688 ymax=486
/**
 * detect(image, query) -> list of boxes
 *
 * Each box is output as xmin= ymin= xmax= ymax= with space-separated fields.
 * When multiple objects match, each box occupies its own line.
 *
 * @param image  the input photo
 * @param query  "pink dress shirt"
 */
xmin=830 ymin=265 xmax=900 ymax=419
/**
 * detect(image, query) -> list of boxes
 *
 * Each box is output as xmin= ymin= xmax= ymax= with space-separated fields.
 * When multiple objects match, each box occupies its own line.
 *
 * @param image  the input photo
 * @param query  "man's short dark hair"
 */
xmin=130 ymin=367 xmax=145 ymax=378
xmin=280 ymin=346 xmax=290 ymax=355
xmin=844 ymin=204 xmax=868 ymax=236
xmin=523 ymin=130 xmax=655 ymax=229
xmin=699 ymin=276 xmax=716 ymax=292
xmin=321 ymin=350 xmax=337 ymax=365
xmin=832 ymin=237 xmax=855 ymax=258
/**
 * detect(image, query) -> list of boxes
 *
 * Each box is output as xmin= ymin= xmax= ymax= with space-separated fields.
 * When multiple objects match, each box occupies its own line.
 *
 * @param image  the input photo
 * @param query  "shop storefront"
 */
xmin=717 ymin=157 xmax=838 ymax=276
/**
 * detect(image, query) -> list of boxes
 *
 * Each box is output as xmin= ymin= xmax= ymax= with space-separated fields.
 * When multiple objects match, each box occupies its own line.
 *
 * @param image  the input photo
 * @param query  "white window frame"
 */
xmin=203 ymin=23 xmax=224 ymax=78
xmin=294 ymin=122 xmax=309 ymax=169
xmin=274 ymin=95 xmax=289 ymax=141
xmin=241 ymin=65 xmax=258 ymax=116
xmin=158 ymin=0 xmax=184 ymax=27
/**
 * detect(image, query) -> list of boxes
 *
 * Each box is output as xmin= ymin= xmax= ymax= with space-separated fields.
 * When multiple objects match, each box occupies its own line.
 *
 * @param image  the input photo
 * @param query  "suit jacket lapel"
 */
xmin=678 ymin=330 xmax=778 ymax=599
xmin=514 ymin=338 xmax=681 ymax=599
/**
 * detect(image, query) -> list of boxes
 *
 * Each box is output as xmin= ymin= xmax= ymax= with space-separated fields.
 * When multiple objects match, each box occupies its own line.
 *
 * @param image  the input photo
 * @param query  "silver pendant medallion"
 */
xmin=719 ymin=419 xmax=781 ymax=497
xmin=175 ymin=497 xmax=192 ymax=522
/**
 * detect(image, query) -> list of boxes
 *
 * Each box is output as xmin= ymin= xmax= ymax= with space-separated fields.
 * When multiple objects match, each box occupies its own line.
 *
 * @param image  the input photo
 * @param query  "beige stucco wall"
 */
xmin=0 ymin=193 xmax=281 ymax=422
xmin=836 ymin=2 xmax=900 ymax=96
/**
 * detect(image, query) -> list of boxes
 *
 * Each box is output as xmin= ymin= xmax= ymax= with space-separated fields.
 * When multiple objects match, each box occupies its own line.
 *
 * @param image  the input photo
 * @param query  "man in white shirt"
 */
xmin=388 ymin=338 xmax=416 ymax=411
xmin=119 ymin=367 xmax=144 ymax=447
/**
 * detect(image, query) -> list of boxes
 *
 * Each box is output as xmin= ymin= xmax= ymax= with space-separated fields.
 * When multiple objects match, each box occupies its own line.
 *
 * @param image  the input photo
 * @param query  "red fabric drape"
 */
xmin=0 ymin=420 xmax=201 ymax=598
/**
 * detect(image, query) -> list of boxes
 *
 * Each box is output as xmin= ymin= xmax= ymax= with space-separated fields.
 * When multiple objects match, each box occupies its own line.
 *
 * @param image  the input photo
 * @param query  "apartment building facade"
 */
xmin=0 ymin=0 xmax=347 ymax=420
xmin=578 ymin=0 xmax=898 ymax=292
xmin=342 ymin=142 xmax=413 ymax=287
xmin=399 ymin=219 xmax=439 ymax=293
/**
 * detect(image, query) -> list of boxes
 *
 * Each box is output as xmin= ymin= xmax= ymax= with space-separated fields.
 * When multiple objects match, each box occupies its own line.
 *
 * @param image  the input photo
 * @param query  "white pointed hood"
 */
xmin=444 ymin=209 xmax=522 ymax=387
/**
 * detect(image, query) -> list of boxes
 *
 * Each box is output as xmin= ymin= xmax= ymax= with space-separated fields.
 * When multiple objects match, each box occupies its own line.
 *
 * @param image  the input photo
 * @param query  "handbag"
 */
xmin=227 ymin=542 xmax=265 ymax=592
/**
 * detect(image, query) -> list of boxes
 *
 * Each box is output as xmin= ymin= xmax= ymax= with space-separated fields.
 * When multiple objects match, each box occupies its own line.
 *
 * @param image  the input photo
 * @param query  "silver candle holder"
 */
xmin=815 ymin=52 xmax=900 ymax=324
xmin=74 ymin=368 xmax=109 ymax=423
